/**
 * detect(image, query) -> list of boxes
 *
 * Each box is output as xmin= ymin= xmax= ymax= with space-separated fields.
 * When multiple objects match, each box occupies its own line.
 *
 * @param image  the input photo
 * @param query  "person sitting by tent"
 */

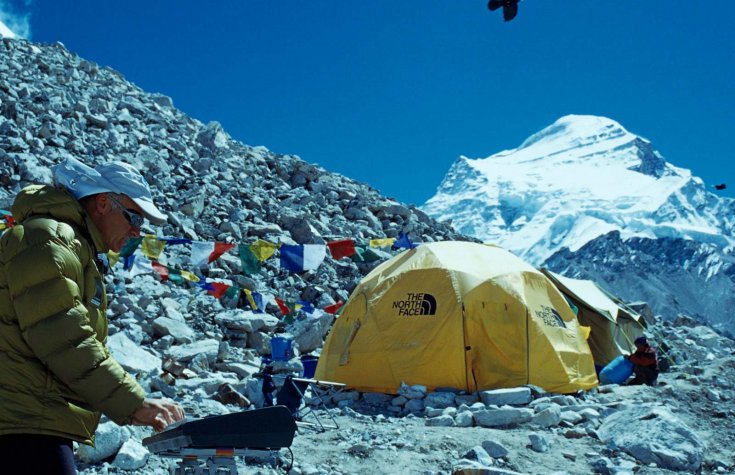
xmin=626 ymin=336 xmax=659 ymax=386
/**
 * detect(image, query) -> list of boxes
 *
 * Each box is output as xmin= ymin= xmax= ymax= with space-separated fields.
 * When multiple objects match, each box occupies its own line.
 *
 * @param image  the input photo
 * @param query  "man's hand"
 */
xmin=132 ymin=398 xmax=185 ymax=432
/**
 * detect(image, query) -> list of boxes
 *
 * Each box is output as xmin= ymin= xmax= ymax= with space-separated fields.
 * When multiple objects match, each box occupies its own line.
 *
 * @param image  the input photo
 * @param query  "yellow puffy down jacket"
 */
xmin=0 ymin=185 xmax=145 ymax=445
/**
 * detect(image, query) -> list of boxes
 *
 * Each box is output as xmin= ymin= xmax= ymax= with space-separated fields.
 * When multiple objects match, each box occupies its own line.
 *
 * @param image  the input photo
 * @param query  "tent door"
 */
xmin=464 ymin=296 xmax=529 ymax=391
xmin=461 ymin=302 xmax=478 ymax=391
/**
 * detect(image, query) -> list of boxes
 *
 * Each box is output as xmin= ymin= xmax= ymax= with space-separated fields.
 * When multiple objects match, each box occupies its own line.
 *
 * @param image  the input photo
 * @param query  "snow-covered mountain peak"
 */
xmin=518 ymin=114 xmax=630 ymax=153
xmin=422 ymin=115 xmax=735 ymax=265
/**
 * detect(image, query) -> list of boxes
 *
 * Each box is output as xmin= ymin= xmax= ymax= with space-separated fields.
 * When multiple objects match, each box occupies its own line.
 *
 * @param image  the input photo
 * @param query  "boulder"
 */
xmin=214 ymin=383 xmax=251 ymax=408
xmin=391 ymin=396 xmax=408 ymax=407
xmin=481 ymin=440 xmax=509 ymax=458
xmin=425 ymin=415 xmax=455 ymax=427
xmin=152 ymin=316 xmax=195 ymax=343
xmin=397 ymin=383 xmax=428 ymax=399
xmin=112 ymin=439 xmax=149 ymax=470
xmin=107 ymin=332 xmax=161 ymax=375
xmin=532 ymin=404 xmax=562 ymax=428
xmin=291 ymin=312 xmax=332 ymax=353
xmin=405 ymin=398 xmax=425 ymax=412
xmin=479 ymin=387 xmax=532 ymax=406
xmin=452 ymin=466 xmax=525 ymax=475
xmin=597 ymin=404 xmax=704 ymax=471
xmin=464 ymin=446 xmax=493 ymax=466
xmin=455 ymin=393 xmax=480 ymax=406
xmin=560 ymin=410 xmax=583 ymax=425
xmin=425 ymin=391 xmax=458 ymax=409
xmin=362 ymin=393 xmax=392 ymax=406
xmin=529 ymin=433 xmax=549 ymax=453
xmin=474 ymin=408 xmax=534 ymax=428
xmin=455 ymin=410 xmax=475 ymax=427
xmin=76 ymin=421 xmax=129 ymax=464
xmin=166 ymin=339 xmax=220 ymax=363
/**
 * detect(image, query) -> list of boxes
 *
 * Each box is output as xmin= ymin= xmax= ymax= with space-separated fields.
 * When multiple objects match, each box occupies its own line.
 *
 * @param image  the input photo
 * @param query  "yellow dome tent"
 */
xmin=315 ymin=241 xmax=598 ymax=394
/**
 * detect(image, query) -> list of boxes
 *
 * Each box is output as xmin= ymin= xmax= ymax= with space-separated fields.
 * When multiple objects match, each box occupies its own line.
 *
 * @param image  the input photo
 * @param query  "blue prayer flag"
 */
xmin=160 ymin=238 xmax=193 ymax=245
xmin=252 ymin=292 xmax=264 ymax=313
xmin=392 ymin=232 xmax=417 ymax=250
xmin=279 ymin=244 xmax=327 ymax=272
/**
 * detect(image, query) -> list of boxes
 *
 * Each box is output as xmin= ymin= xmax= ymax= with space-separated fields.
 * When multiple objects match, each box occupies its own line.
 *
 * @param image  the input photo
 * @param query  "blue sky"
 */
xmin=4 ymin=0 xmax=735 ymax=205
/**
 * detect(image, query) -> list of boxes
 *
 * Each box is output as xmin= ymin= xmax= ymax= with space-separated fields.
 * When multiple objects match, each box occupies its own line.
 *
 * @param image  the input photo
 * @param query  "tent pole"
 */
xmin=461 ymin=302 xmax=472 ymax=393
xmin=525 ymin=308 xmax=530 ymax=385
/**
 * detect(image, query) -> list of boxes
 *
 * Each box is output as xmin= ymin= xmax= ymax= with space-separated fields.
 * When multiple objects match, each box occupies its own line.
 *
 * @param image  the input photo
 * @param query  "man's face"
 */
xmin=91 ymin=193 xmax=144 ymax=252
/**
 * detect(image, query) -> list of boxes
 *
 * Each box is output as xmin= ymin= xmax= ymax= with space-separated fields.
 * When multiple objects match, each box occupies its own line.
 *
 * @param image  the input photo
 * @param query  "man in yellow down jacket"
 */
xmin=0 ymin=157 xmax=184 ymax=474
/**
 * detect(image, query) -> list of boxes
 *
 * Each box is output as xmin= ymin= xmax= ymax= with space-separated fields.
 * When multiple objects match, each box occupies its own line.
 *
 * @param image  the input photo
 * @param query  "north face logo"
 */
xmin=536 ymin=305 xmax=566 ymax=328
xmin=392 ymin=293 xmax=437 ymax=316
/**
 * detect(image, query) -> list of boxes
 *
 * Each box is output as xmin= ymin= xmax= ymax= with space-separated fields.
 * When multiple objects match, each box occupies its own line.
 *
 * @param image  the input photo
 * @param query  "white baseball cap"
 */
xmin=52 ymin=157 xmax=168 ymax=225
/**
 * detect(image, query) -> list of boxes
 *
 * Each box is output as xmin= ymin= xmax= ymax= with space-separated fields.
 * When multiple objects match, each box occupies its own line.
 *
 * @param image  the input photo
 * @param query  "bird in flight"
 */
xmin=488 ymin=0 xmax=521 ymax=22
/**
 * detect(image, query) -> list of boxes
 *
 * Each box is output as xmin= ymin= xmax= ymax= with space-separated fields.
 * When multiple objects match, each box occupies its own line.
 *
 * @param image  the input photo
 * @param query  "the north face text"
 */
xmin=392 ymin=293 xmax=437 ymax=316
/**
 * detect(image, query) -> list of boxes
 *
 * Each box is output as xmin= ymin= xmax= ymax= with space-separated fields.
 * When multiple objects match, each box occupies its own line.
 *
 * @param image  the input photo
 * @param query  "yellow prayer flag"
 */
xmin=242 ymin=288 xmax=258 ymax=310
xmin=180 ymin=270 xmax=200 ymax=282
xmin=141 ymin=236 xmax=166 ymax=260
xmin=370 ymin=238 xmax=396 ymax=248
xmin=250 ymin=239 xmax=279 ymax=262
xmin=108 ymin=251 xmax=120 ymax=267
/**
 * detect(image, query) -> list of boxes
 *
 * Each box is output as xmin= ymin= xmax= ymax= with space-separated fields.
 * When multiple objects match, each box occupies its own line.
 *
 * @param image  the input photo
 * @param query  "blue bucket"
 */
xmin=599 ymin=355 xmax=634 ymax=385
xmin=270 ymin=337 xmax=293 ymax=361
xmin=301 ymin=355 xmax=318 ymax=378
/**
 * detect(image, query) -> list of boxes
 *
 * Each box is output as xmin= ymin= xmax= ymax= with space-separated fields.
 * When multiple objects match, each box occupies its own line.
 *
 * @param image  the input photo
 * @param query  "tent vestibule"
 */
xmin=541 ymin=269 xmax=646 ymax=367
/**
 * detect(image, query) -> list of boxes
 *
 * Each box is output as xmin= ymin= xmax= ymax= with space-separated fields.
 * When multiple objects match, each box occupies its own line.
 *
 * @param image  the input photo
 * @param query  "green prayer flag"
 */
xmin=168 ymin=272 xmax=185 ymax=285
xmin=359 ymin=248 xmax=381 ymax=262
xmin=352 ymin=246 xmax=383 ymax=262
xmin=238 ymin=244 xmax=260 ymax=275
xmin=352 ymin=246 xmax=385 ymax=263
xmin=350 ymin=246 xmax=366 ymax=263
xmin=119 ymin=237 xmax=144 ymax=258
xmin=225 ymin=285 xmax=240 ymax=299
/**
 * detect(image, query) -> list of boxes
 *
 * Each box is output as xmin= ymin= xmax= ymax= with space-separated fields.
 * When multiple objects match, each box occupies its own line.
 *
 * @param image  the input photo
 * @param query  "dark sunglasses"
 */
xmin=108 ymin=194 xmax=145 ymax=228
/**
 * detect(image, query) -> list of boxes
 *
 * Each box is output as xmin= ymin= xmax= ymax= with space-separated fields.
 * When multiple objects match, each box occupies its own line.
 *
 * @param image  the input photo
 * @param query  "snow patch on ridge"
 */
xmin=0 ymin=19 xmax=16 ymax=39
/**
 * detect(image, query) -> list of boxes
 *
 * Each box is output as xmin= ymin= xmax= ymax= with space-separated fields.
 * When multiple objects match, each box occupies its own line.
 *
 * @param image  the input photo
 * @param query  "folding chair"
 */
xmin=275 ymin=375 xmax=346 ymax=432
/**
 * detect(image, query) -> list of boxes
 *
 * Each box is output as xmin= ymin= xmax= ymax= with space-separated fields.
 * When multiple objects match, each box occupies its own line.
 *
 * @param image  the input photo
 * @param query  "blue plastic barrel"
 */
xmin=270 ymin=337 xmax=293 ymax=361
xmin=598 ymin=355 xmax=634 ymax=385
xmin=301 ymin=355 xmax=318 ymax=378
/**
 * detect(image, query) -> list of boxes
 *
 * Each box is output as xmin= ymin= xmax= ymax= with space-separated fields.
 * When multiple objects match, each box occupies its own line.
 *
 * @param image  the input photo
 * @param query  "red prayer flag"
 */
xmin=151 ymin=261 xmax=169 ymax=282
xmin=327 ymin=239 xmax=357 ymax=260
xmin=207 ymin=282 xmax=230 ymax=299
xmin=275 ymin=297 xmax=291 ymax=316
xmin=210 ymin=242 xmax=236 ymax=263
xmin=323 ymin=300 xmax=344 ymax=315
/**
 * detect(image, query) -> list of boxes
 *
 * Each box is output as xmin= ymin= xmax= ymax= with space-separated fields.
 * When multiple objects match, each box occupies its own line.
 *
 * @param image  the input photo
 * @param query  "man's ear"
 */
xmin=94 ymin=193 xmax=113 ymax=214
